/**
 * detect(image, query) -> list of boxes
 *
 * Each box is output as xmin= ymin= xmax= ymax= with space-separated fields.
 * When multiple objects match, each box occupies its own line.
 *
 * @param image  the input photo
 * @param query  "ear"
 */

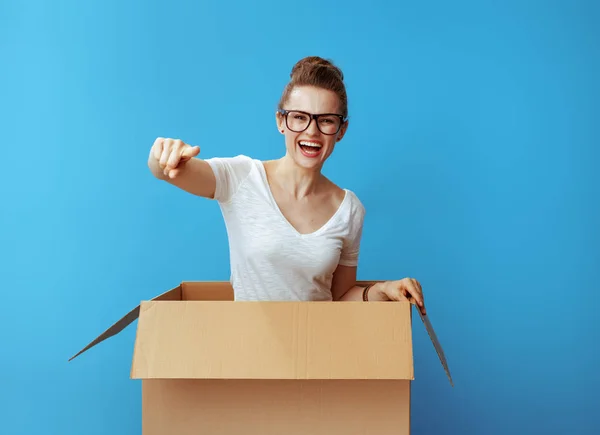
xmin=336 ymin=120 xmax=349 ymax=142
xmin=275 ymin=111 xmax=285 ymax=134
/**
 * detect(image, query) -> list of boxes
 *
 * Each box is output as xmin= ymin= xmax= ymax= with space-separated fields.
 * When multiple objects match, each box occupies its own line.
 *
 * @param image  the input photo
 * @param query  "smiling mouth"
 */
xmin=298 ymin=140 xmax=323 ymax=157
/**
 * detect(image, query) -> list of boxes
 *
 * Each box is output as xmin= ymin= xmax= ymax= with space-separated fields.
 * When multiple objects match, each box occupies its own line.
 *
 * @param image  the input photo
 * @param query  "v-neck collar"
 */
xmin=257 ymin=161 xmax=348 ymax=237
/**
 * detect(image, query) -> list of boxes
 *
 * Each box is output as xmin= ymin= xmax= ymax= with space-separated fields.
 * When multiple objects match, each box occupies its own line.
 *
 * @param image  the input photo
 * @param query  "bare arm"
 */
xmin=330 ymin=265 xmax=378 ymax=301
xmin=331 ymin=264 xmax=426 ymax=314
xmin=148 ymin=137 xmax=217 ymax=198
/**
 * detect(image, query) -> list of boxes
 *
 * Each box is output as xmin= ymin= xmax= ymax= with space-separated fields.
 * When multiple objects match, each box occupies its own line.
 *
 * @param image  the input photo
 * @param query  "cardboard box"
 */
xmin=70 ymin=281 xmax=452 ymax=435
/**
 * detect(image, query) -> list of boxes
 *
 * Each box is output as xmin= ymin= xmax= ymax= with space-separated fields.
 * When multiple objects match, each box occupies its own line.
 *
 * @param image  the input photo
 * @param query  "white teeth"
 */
xmin=299 ymin=141 xmax=322 ymax=148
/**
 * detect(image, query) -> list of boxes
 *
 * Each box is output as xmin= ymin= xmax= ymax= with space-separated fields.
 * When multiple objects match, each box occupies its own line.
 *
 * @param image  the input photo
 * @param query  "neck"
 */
xmin=274 ymin=155 xmax=323 ymax=199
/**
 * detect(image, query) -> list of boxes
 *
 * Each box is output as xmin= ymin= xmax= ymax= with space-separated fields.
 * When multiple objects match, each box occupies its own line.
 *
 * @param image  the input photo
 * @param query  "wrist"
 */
xmin=149 ymin=158 xmax=167 ymax=180
xmin=364 ymin=282 xmax=387 ymax=302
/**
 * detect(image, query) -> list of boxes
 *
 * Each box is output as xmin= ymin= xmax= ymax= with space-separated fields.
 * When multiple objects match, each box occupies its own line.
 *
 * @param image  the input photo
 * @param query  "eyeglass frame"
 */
xmin=277 ymin=109 xmax=347 ymax=135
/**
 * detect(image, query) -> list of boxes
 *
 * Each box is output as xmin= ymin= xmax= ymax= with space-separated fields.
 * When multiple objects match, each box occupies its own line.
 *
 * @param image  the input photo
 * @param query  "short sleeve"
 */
xmin=338 ymin=194 xmax=366 ymax=267
xmin=205 ymin=155 xmax=254 ymax=203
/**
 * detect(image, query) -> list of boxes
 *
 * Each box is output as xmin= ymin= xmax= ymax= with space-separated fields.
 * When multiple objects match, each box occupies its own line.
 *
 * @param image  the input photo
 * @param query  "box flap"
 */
xmin=130 ymin=300 xmax=414 ymax=380
xmin=181 ymin=281 xmax=234 ymax=301
xmin=68 ymin=285 xmax=182 ymax=361
xmin=416 ymin=307 xmax=454 ymax=386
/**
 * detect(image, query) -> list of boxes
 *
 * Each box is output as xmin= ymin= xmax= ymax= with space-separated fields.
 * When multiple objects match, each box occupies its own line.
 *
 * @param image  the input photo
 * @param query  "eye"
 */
xmin=320 ymin=116 xmax=336 ymax=124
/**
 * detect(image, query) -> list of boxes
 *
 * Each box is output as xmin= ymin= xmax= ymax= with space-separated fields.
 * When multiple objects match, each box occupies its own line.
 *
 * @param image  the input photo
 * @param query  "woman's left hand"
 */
xmin=374 ymin=278 xmax=426 ymax=314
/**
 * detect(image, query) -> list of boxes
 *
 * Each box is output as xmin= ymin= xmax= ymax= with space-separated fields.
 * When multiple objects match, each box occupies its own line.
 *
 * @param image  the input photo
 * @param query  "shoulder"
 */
xmin=205 ymin=154 xmax=262 ymax=178
xmin=204 ymin=154 xmax=261 ymax=202
xmin=205 ymin=154 xmax=256 ymax=168
xmin=336 ymin=188 xmax=366 ymax=259
xmin=329 ymin=185 xmax=365 ymax=233
xmin=321 ymin=177 xmax=360 ymax=209
xmin=344 ymin=189 xmax=366 ymax=220
xmin=323 ymin=176 xmax=365 ymax=219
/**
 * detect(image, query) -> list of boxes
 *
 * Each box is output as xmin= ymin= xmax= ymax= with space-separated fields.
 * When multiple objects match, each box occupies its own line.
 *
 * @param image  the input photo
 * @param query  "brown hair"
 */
xmin=278 ymin=56 xmax=348 ymax=119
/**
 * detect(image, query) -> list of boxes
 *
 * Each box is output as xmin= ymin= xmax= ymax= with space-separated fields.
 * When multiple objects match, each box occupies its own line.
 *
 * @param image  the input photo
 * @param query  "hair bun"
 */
xmin=290 ymin=56 xmax=344 ymax=82
xmin=278 ymin=55 xmax=349 ymax=118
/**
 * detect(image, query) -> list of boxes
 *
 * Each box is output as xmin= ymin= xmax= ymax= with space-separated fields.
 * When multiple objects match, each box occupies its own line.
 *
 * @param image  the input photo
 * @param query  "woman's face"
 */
xmin=277 ymin=85 xmax=348 ymax=171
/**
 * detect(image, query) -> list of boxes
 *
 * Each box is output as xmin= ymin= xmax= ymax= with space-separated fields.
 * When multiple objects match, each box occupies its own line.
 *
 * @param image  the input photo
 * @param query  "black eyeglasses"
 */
xmin=278 ymin=109 xmax=346 ymax=135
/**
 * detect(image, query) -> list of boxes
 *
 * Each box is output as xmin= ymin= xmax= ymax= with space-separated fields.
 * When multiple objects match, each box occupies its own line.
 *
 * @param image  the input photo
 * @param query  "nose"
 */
xmin=305 ymin=117 xmax=320 ymax=136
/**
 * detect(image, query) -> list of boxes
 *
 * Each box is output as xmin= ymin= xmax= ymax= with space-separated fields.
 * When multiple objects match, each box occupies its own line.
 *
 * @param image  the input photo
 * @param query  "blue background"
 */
xmin=1 ymin=0 xmax=599 ymax=434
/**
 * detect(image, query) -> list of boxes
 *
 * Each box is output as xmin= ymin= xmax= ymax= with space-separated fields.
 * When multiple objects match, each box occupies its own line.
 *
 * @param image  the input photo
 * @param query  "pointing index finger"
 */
xmin=181 ymin=145 xmax=201 ymax=160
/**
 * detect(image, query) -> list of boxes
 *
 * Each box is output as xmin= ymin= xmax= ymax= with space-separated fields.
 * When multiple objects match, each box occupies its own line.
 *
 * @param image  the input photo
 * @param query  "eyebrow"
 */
xmin=283 ymin=109 xmax=343 ymax=117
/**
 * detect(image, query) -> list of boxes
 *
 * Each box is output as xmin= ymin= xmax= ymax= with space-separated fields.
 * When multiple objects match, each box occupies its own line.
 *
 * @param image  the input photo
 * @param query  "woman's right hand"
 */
xmin=149 ymin=137 xmax=201 ymax=179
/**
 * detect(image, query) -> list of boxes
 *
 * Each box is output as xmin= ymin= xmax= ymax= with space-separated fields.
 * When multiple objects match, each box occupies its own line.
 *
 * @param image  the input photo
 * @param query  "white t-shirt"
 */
xmin=205 ymin=155 xmax=366 ymax=301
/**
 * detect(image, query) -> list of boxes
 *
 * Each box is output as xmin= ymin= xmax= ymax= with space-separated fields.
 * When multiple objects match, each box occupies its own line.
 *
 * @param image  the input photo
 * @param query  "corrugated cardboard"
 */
xmin=70 ymin=281 xmax=450 ymax=434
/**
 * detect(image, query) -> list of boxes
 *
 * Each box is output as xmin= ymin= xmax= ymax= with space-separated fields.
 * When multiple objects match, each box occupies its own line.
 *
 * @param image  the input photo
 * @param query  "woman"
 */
xmin=147 ymin=56 xmax=426 ymax=314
